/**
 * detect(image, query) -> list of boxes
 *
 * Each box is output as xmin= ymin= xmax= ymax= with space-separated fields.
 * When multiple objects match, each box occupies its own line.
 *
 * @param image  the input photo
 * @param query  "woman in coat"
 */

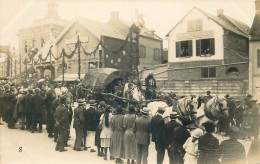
xmin=123 ymin=105 xmax=136 ymax=164
xmin=110 ymin=105 xmax=125 ymax=163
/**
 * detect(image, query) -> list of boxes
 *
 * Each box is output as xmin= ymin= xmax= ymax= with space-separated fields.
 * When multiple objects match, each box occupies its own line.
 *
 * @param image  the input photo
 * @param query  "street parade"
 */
xmin=0 ymin=0 xmax=260 ymax=164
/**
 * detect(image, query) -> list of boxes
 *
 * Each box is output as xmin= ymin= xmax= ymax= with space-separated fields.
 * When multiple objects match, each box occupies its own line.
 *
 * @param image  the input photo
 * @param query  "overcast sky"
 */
xmin=0 ymin=0 xmax=256 ymax=49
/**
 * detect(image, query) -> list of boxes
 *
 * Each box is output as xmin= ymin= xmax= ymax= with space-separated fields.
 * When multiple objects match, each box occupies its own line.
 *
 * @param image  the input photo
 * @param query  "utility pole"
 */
xmin=62 ymin=49 xmax=65 ymax=84
xmin=77 ymin=34 xmax=81 ymax=80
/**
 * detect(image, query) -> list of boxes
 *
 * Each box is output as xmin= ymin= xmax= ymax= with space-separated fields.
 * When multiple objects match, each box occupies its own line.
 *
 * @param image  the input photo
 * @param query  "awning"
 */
xmin=82 ymin=68 xmax=131 ymax=88
xmin=55 ymin=73 xmax=85 ymax=82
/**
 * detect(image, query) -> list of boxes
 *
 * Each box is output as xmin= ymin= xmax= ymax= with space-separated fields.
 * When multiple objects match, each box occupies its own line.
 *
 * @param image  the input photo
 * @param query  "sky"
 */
xmin=0 ymin=0 xmax=256 ymax=50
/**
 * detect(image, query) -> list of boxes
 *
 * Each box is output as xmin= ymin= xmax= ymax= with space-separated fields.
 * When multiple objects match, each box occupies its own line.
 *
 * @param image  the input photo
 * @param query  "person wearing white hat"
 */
xmin=183 ymin=128 xmax=204 ymax=164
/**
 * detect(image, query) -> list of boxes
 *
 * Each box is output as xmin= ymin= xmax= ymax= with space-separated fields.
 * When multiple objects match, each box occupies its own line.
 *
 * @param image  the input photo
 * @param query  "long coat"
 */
xmin=24 ymin=94 xmax=33 ymax=113
xmin=151 ymin=114 xmax=165 ymax=143
xmin=164 ymin=120 xmax=181 ymax=147
xmin=84 ymin=106 xmax=98 ymax=131
xmin=31 ymin=94 xmax=44 ymax=113
xmin=197 ymin=133 xmax=219 ymax=164
xmin=133 ymin=115 xmax=151 ymax=145
xmin=54 ymin=104 xmax=69 ymax=129
xmin=73 ymin=106 xmax=84 ymax=129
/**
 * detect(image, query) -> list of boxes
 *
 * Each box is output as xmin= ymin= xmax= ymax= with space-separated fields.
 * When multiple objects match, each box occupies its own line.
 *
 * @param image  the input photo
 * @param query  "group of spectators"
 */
xmin=0 ymin=80 xmax=259 ymax=164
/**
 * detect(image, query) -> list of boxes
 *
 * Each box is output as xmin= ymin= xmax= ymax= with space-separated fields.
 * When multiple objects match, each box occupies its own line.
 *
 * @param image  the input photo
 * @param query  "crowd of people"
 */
xmin=0 ymin=80 xmax=259 ymax=164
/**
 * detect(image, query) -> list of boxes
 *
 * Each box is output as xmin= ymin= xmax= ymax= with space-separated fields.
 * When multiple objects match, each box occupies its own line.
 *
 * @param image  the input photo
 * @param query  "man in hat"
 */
xmin=84 ymin=100 xmax=99 ymax=152
xmin=198 ymin=121 xmax=219 ymax=164
xmin=164 ymin=112 xmax=181 ymax=164
xmin=133 ymin=107 xmax=151 ymax=164
xmin=51 ymin=95 xmax=61 ymax=142
xmin=4 ymin=87 xmax=17 ymax=129
xmin=171 ymin=116 xmax=191 ymax=164
xmin=31 ymin=88 xmax=44 ymax=133
xmin=171 ymin=93 xmax=178 ymax=112
xmin=248 ymin=99 xmax=259 ymax=140
xmin=202 ymin=91 xmax=213 ymax=103
xmin=73 ymin=99 xmax=85 ymax=151
xmin=24 ymin=89 xmax=34 ymax=131
xmin=225 ymin=94 xmax=236 ymax=127
xmin=234 ymin=100 xmax=244 ymax=128
xmin=218 ymin=126 xmax=246 ymax=164
xmin=151 ymin=107 xmax=166 ymax=164
xmin=55 ymin=96 xmax=69 ymax=152
xmin=17 ymin=89 xmax=28 ymax=130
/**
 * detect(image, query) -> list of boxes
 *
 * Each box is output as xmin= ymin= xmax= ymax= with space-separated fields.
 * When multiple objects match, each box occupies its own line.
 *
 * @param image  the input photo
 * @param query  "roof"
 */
xmin=30 ymin=17 xmax=68 ymax=28
xmin=166 ymin=7 xmax=249 ymax=38
xmin=250 ymin=11 xmax=260 ymax=41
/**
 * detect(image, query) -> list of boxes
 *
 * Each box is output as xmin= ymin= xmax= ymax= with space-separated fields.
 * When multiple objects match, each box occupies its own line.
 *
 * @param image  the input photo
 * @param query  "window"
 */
xmin=139 ymin=45 xmax=146 ymax=58
xmin=201 ymin=67 xmax=216 ymax=78
xmin=153 ymin=48 xmax=160 ymax=60
xmin=196 ymin=38 xmax=215 ymax=56
xmin=188 ymin=20 xmax=203 ymax=32
xmin=258 ymin=50 xmax=260 ymax=68
xmin=226 ymin=67 xmax=239 ymax=74
xmin=176 ymin=40 xmax=192 ymax=57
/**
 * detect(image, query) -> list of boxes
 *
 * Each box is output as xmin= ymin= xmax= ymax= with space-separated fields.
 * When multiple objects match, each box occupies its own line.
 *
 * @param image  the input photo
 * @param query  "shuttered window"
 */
xmin=188 ymin=19 xmax=203 ymax=32
xmin=176 ymin=40 xmax=192 ymax=57
xmin=153 ymin=48 xmax=160 ymax=60
xmin=196 ymin=38 xmax=215 ymax=56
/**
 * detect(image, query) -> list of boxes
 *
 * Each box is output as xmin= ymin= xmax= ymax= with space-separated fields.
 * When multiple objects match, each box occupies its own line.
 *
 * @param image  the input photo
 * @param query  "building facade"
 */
xmin=161 ymin=7 xmax=250 ymax=96
xmin=249 ymin=0 xmax=260 ymax=100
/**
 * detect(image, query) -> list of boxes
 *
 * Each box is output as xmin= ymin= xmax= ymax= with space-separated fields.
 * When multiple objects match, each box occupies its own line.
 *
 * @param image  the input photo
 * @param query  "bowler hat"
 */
xmin=77 ymin=99 xmax=85 ymax=105
xmin=99 ymin=101 xmax=106 ymax=107
xmin=170 ymin=112 xmax=178 ymax=118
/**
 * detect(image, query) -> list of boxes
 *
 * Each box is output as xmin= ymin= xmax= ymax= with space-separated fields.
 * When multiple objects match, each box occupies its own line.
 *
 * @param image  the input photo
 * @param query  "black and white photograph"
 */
xmin=0 ymin=0 xmax=259 ymax=163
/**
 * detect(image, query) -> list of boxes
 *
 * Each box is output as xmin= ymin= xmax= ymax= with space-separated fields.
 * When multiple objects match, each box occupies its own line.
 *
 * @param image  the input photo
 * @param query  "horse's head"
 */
xmin=177 ymin=95 xmax=198 ymax=120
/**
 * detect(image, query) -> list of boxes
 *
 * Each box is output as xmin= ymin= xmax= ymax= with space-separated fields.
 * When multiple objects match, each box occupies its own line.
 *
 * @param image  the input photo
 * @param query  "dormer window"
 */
xmin=187 ymin=19 xmax=203 ymax=32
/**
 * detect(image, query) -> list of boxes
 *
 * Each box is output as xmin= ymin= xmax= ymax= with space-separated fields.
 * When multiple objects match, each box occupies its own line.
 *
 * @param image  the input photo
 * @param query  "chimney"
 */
xmin=217 ymin=9 xmax=224 ymax=16
xmin=109 ymin=11 xmax=119 ymax=23
xmin=256 ymin=0 xmax=260 ymax=11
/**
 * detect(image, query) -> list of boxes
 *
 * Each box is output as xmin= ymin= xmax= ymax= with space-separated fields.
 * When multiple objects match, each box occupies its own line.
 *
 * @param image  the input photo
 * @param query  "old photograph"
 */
xmin=0 ymin=0 xmax=259 ymax=163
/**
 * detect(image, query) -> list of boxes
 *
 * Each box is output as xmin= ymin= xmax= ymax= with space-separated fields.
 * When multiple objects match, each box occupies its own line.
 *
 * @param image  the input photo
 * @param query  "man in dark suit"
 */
xmin=84 ymin=100 xmax=98 ymax=152
xmin=164 ymin=112 xmax=181 ymax=164
xmin=51 ymin=97 xmax=60 ymax=142
xmin=31 ymin=88 xmax=44 ymax=133
xmin=151 ymin=107 xmax=166 ymax=164
xmin=133 ymin=107 xmax=151 ymax=164
xmin=55 ymin=96 xmax=69 ymax=152
xmin=4 ymin=89 xmax=17 ymax=129
xmin=25 ymin=89 xmax=33 ymax=131
xmin=73 ymin=99 xmax=85 ymax=151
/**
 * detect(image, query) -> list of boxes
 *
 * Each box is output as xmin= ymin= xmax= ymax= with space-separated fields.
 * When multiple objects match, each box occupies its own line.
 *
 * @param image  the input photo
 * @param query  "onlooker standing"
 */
xmin=95 ymin=101 xmax=106 ymax=157
xmin=84 ymin=100 xmax=99 ymax=152
xmin=133 ymin=107 xmax=151 ymax=164
xmin=31 ymin=88 xmax=44 ymax=133
xmin=218 ymin=126 xmax=246 ymax=164
xmin=234 ymin=100 xmax=244 ymax=128
xmin=183 ymin=128 xmax=204 ymax=164
xmin=123 ymin=105 xmax=137 ymax=164
xmin=51 ymin=96 xmax=60 ymax=142
xmin=73 ymin=99 xmax=85 ymax=151
xmin=171 ymin=117 xmax=191 ymax=164
xmin=164 ymin=112 xmax=181 ymax=164
xmin=18 ymin=90 xmax=27 ymax=130
xmin=100 ymin=105 xmax=113 ymax=160
xmin=4 ymin=89 xmax=16 ymax=129
xmin=54 ymin=96 xmax=69 ymax=152
xmin=110 ymin=105 xmax=125 ymax=163
xmin=197 ymin=121 xmax=219 ymax=164
xmin=151 ymin=107 xmax=166 ymax=164
xmin=45 ymin=92 xmax=55 ymax=137
xmin=25 ymin=89 xmax=33 ymax=131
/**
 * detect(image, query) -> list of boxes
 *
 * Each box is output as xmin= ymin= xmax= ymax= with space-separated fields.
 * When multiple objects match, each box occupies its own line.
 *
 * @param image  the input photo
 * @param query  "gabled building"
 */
xmin=163 ymin=7 xmax=250 ymax=96
xmin=249 ymin=0 xmax=260 ymax=99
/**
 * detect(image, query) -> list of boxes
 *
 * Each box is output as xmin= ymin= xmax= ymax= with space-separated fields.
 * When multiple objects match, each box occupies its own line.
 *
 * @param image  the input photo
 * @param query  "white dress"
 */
xmin=100 ymin=113 xmax=113 ymax=148
xmin=183 ymin=137 xmax=199 ymax=164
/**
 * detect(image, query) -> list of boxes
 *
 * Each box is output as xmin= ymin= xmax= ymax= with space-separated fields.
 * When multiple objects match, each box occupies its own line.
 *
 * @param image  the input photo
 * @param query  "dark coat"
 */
xmin=151 ymin=114 xmax=165 ymax=143
xmin=84 ymin=106 xmax=99 ymax=131
xmin=54 ymin=104 xmax=69 ymax=129
xmin=73 ymin=106 xmax=84 ymax=129
xmin=31 ymin=94 xmax=44 ymax=113
xmin=133 ymin=115 xmax=151 ymax=145
xmin=198 ymin=133 xmax=220 ymax=164
xmin=24 ymin=94 xmax=33 ymax=113
xmin=50 ymin=98 xmax=60 ymax=117
xmin=4 ymin=92 xmax=16 ymax=111
xmin=164 ymin=119 xmax=181 ymax=147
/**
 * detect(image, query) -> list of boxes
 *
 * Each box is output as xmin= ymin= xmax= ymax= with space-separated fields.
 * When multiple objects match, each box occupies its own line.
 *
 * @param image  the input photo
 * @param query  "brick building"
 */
xmin=142 ymin=7 xmax=250 ymax=96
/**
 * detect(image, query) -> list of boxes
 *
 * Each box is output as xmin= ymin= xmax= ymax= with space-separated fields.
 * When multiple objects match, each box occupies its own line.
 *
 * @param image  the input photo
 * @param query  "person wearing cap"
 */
xmin=183 ymin=128 xmax=204 ymax=164
xmin=73 ymin=99 xmax=85 ymax=151
xmin=151 ymin=106 xmax=166 ymax=164
xmin=123 ymin=105 xmax=137 ymax=164
xmin=197 ymin=121 xmax=219 ymax=164
xmin=110 ymin=105 xmax=125 ymax=163
xmin=133 ymin=107 xmax=151 ymax=164
xmin=24 ymin=89 xmax=34 ymax=131
xmin=54 ymin=96 xmax=69 ymax=152
xmin=164 ymin=112 xmax=181 ymax=164
xmin=31 ymin=88 xmax=44 ymax=133
xmin=218 ymin=126 xmax=246 ymax=164
xmin=84 ymin=100 xmax=99 ymax=152
xmin=171 ymin=116 xmax=191 ymax=164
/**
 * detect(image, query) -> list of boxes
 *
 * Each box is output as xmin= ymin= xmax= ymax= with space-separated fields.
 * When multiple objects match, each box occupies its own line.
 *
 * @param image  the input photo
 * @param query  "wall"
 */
xmin=167 ymin=8 xmax=224 ymax=63
xmin=55 ymin=22 xmax=100 ymax=77
xmin=139 ymin=36 xmax=162 ymax=69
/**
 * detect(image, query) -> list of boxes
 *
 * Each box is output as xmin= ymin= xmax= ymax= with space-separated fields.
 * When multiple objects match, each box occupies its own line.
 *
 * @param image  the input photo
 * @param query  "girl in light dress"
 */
xmin=183 ymin=128 xmax=204 ymax=164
